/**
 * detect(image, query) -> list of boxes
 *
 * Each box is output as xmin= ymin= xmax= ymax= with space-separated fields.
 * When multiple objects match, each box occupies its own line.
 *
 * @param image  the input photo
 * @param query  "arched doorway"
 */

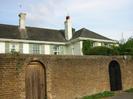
xmin=109 ymin=60 xmax=122 ymax=91
xmin=26 ymin=61 xmax=47 ymax=99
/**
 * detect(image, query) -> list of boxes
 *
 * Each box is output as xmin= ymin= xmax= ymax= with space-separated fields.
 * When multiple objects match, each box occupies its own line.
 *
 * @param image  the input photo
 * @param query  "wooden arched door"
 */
xmin=26 ymin=61 xmax=46 ymax=99
xmin=109 ymin=60 xmax=122 ymax=91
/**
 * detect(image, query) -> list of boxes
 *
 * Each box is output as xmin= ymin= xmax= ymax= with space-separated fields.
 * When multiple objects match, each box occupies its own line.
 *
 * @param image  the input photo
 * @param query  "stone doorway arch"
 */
xmin=109 ymin=60 xmax=122 ymax=91
xmin=25 ymin=61 xmax=47 ymax=99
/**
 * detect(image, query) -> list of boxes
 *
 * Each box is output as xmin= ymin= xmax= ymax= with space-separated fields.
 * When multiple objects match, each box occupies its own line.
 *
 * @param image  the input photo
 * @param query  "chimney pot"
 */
xmin=66 ymin=16 xmax=70 ymax=20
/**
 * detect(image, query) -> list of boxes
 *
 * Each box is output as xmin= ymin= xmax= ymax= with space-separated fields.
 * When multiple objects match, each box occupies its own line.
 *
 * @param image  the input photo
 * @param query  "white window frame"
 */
xmin=10 ymin=43 xmax=19 ymax=52
xmin=52 ymin=45 xmax=60 ymax=55
xmin=32 ymin=44 xmax=40 ymax=54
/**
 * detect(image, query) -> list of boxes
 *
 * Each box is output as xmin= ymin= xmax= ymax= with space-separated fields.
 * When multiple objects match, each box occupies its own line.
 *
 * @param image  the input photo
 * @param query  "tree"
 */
xmin=82 ymin=40 xmax=93 ymax=55
xmin=118 ymin=37 xmax=133 ymax=55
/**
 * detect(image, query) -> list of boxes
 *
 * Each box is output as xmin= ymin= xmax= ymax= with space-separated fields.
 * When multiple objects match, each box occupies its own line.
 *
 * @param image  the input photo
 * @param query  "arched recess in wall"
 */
xmin=109 ymin=60 xmax=122 ymax=91
xmin=25 ymin=61 xmax=47 ymax=99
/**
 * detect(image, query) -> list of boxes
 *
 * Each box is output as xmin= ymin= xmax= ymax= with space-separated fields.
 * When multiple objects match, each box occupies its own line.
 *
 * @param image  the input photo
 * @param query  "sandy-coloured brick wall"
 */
xmin=0 ymin=54 xmax=133 ymax=99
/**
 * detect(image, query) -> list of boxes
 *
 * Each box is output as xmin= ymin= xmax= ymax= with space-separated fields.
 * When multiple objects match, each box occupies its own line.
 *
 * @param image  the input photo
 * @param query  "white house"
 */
xmin=0 ymin=13 xmax=117 ymax=55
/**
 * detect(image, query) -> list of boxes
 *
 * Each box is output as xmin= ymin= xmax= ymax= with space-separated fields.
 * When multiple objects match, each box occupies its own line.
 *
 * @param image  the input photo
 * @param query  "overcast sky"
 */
xmin=0 ymin=0 xmax=133 ymax=41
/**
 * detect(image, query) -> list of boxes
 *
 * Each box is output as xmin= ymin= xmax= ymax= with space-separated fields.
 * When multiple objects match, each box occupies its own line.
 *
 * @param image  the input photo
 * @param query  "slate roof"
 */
xmin=73 ymin=28 xmax=113 ymax=41
xmin=0 ymin=24 xmax=66 ymax=42
xmin=0 ymin=24 xmax=114 ymax=42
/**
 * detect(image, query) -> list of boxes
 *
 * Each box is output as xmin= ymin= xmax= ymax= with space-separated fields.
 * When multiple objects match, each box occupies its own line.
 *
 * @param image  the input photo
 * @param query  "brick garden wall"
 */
xmin=0 ymin=54 xmax=133 ymax=99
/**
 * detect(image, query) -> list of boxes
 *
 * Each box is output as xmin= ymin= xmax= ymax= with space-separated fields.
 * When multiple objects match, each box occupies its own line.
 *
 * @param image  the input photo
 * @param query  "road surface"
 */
xmin=105 ymin=92 xmax=133 ymax=99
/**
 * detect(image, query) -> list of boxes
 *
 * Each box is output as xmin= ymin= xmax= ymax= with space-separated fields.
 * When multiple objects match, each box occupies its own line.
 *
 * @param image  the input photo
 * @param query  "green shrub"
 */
xmin=82 ymin=37 xmax=133 ymax=55
xmin=86 ymin=46 xmax=119 ymax=55
xmin=82 ymin=40 xmax=93 ymax=55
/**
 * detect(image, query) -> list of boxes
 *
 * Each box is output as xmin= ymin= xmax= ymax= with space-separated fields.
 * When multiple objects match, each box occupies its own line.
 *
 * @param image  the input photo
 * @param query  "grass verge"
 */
xmin=82 ymin=91 xmax=115 ymax=99
xmin=125 ymin=88 xmax=133 ymax=93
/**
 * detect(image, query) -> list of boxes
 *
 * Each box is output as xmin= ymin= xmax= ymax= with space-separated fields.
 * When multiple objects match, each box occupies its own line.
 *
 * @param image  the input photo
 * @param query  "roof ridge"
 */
xmin=0 ymin=23 xmax=60 ymax=31
xmin=0 ymin=24 xmax=18 ymax=27
xmin=27 ymin=26 xmax=60 ymax=31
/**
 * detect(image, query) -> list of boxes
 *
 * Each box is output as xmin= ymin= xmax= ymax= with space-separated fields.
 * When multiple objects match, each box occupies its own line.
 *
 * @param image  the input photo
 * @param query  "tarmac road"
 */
xmin=105 ymin=92 xmax=133 ymax=99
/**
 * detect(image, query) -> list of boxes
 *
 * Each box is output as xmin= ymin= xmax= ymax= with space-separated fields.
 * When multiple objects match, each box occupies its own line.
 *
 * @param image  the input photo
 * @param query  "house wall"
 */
xmin=0 ymin=54 xmax=133 ymax=99
xmin=2 ymin=42 xmax=66 ymax=55
xmin=73 ymin=41 xmax=82 ymax=55
xmin=23 ymin=43 xmax=29 ymax=54
xmin=65 ymin=41 xmax=82 ymax=55
xmin=0 ymin=40 xmax=117 ymax=55
xmin=64 ymin=44 xmax=72 ymax=55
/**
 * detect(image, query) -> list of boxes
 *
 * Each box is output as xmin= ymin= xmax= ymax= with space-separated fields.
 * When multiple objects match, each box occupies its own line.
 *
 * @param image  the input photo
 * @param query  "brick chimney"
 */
xmin=64 ymin=16 xmax=72 ymax=40
xmin=19 ymin=13 xmax=26 ymax=30
xmin=18 ymin=13 xmax=28 ymax=39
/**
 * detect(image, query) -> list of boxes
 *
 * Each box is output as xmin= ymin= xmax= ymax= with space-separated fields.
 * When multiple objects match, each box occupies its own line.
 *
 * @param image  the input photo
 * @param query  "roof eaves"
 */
xmin=0 ymin=38 xmax=66 ymax=45
xmin=79 ymin=37 xmax=117 ymax=43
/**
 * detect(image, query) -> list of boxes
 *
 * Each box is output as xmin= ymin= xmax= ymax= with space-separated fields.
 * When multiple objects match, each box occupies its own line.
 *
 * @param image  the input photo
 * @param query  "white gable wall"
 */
xmin=73 ymin=41 xmax=83 ymax=55
xmin=64 ymin=45 xmax=73 ymax=55
xmin=65 ymin=41 xmax=83 ymax=55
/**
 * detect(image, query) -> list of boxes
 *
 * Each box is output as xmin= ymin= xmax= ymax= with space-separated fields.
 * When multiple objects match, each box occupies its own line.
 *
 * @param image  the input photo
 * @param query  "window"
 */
xmin=10 ymin=43 xmax=19 ymax=52
xmin=93 ymin=42 xmax=102 ymax=47
xmin=11 ymin=44 xmax=15 ymax=52
xmin=32 ymin=44 xmax=40 ymax=54
xmin=52 ymin=45 xmax=60 ymax=55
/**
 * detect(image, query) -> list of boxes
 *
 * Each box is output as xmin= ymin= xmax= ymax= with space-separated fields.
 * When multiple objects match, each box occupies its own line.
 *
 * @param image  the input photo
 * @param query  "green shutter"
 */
xmin=29 ymin=44 xmax=33 ymax=54
xmin=5 ymin=42 xmax=9 ymax=53
xmin=50 ymin=45 xmax=53 ymax=55
xmin=40 ymin=45 xmax=45 ymax=54
xmin=19 ymin=43 xmax=23 ymax=53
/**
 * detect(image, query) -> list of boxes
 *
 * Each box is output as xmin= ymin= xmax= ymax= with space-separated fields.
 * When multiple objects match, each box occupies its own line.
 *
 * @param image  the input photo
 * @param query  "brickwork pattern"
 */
xmin=0 ymin=54 xmax=133 ymax=99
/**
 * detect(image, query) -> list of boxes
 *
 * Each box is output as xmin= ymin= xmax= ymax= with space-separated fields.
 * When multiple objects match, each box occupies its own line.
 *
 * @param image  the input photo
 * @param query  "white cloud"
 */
xmin=24 ymin=0 xmax=130 ymax=24
xmin=54 ymin=0 xmax=130 ymax=14
xmin=19 ymin=0 xmax=133 ymax=40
